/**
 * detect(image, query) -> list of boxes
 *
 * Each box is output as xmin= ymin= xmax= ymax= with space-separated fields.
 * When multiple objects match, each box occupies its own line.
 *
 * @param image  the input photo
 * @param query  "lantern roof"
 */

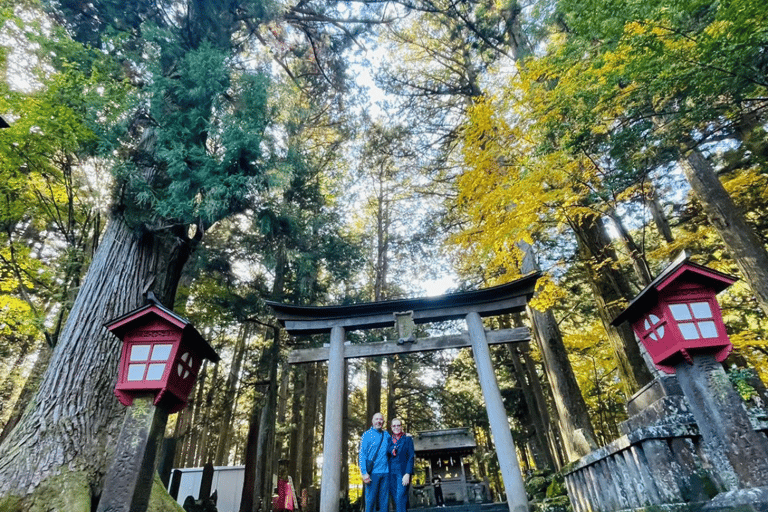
xmin=105 ymin=293 xmax=219 ymax=363
xmin=612 ymin=253 xmax=737 ymax=327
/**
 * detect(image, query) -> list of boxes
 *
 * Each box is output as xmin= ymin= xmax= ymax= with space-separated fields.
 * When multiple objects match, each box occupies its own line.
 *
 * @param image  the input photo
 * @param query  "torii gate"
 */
xmin=267 ymin=272 xmax=540 ymax=512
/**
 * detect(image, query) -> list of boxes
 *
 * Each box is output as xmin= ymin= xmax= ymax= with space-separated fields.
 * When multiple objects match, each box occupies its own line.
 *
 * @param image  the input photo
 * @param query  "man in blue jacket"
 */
xmin=359 ymin=412 xmax=390 ymax=512
xmin=388 ymin=418 xmax=415 ymax=512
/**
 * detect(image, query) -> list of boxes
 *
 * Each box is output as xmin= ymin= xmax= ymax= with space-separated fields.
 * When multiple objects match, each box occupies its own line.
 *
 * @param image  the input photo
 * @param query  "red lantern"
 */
xmin=106 ymin=297 xmax=219 ymax=413
xmin=613 ymin=257 xmax=736 ymax=373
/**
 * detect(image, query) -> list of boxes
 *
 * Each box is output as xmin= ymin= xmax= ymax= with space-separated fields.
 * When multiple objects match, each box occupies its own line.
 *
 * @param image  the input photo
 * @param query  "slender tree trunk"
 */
xmin=366 ymin=361 xmax=382 ymax=422
xmin=253 ymin=331 xmax=280 ymax=511
xmin=299 ymin=364 xmax=319 ymax=494
xmin=0 ymin=335 xmax=38 ymax=422
xmin=215 ymin=325 xmax=248 ymax=466
xmin=0 ymin=214 xmax=193 ymax=495
xmin=240 ymin=401 xmax=262 ymax=512
xmin=198 ymin=361 xmax=220 ymax=465
xmin=505 ymin=344 xmax=554 ymax=470
xmin=287 ymin=366 xmax=305 ymax=483
xmin=646 ymin=187 xmax=675 ymax=243
xmin=0 ymin=343 xmax=52 ymax=444
xmin=185 ymin=363 xmax=208 ymax=467
xmin=520 ymin=345 xmax=565 ymax=468
xmin=519 ymin=241 xmax=597 ymax=461
xmin=605 ymin=207 xmax=652 ymax=287
xmin=386 ymin=357 xmax=397 ymax=420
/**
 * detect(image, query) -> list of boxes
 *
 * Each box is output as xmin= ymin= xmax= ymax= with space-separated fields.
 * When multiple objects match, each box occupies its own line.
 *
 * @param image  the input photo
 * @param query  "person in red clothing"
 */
xmin=387 ymin=418 xmax=415 ymax=512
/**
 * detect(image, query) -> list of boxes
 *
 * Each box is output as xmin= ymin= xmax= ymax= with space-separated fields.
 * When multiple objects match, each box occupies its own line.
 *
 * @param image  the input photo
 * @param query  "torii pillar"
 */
xmin=267 ymin=273 xmax=540 ymax=512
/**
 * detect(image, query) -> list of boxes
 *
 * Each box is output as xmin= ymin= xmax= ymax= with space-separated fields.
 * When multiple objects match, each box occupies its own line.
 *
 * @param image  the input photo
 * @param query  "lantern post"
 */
xmin=98 ymin=293 xmax=219 ymax=512
xmin=613 ymin=256 xmax=768 ymax=501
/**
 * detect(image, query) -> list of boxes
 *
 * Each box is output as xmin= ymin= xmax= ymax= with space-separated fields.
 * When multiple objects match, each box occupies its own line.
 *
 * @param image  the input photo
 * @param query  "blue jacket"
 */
xmin=359 ymin=427 xmax=390 ymax=475
xmin=387 ymin=434 xmax=414 ymax=476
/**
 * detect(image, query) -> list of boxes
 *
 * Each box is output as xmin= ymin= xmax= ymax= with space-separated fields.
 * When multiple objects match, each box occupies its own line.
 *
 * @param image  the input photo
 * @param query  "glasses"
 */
xmin=392 ymin=424 xmax=402 ymax=428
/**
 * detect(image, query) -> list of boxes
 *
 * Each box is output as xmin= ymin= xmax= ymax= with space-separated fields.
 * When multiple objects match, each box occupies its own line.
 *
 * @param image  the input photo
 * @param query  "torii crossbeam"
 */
xmin=266 ymin=272 xmax=540 ymax=512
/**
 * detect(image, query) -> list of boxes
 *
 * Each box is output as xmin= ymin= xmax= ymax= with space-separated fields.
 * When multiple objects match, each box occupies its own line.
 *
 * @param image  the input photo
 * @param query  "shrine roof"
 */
xmin=413 ymin=428 xmax=477 ymax=455
xmin=266 ymin=272 xmax=541 ymax=334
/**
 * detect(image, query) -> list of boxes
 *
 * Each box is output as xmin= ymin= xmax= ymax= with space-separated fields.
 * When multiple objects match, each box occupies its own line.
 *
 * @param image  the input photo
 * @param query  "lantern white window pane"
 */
xmin=130 ymin=345 xmax=151 ymax=361
xmin=127 ymin=364 xmax=146 ymax=381
xmin=181 ymin=352 xmax=189 ymax=363
xmin=151 ymin=344 xmax=172 ymax=361
xmin=678 ymin=322 xmax=700 ymax=340
xmin=146 ymin=363 xmax=166 ymax=381
xmin=644 ymin=319 xmax=650 ymax=330
xmin=698 ymin=321 xmax=718 ymax=338
xmin=648 ymin=332 xmax=657 ymax=341
xmin=690 ymin=302 xmax=712 ymax=319
xmin=177 ymin=363 xmax=183 ymax=377
xmin=669 ymin=304 xmax=692 ymax=321
xmin=658 ymin=326 xmax=665 ymax=338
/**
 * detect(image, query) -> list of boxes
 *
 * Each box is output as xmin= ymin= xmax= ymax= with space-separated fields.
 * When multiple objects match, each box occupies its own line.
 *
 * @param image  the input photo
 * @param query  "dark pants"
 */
xmin=389 ymin=473 xmax=409 ymax=512
xmin=365 ymin=473 xmax=389 ymax=512
xmin=434 ymin=486 xmax=444 ymax=506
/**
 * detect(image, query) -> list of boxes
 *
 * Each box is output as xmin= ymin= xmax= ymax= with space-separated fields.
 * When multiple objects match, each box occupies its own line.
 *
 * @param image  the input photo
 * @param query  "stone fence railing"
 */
xmin=564 ymin=378 xmax=768 ymax=512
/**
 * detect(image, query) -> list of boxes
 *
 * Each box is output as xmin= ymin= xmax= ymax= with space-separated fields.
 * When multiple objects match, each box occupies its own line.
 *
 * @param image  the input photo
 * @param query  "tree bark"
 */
xmin=366 ymin=361 xmax=382 ymax=422
xmin=572 ymin=215 xmax=653 ymax=396
xmin=519 ymin=241 xmax=597 ymax=462
xmin=646 ymin=187 xmax=675 ymax=243
xmin=299 ymin=363 xmax=319 ymax=494
xmin=520 ymin=344 xmax=565 ymax=468
xmin=505 ymin=344 xmax=554 ymax=470
xmin=0 ymin=214 xmax=193 ymax=496
xmin=287 ymin=366 xmax=305 ymax=483
xmin=214 ymin=325 xmax=248 ymax=466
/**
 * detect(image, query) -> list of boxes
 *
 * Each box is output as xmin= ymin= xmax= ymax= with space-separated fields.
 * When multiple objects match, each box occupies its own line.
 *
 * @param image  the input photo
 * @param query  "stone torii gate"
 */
xmin=267 ymin=273 xmax=540 ymax=512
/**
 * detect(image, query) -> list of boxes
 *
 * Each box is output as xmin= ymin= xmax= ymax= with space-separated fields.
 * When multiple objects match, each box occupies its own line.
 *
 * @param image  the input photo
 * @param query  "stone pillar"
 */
xmin=674 ymin=354 xmax=768 ymax=489
xmin=466 ymin=312 xmax=528 ymax=512
xmin=97 ymin=395 xmax=169 ymax=512
xmin=319 ymin=325 xmax=346 ymax=512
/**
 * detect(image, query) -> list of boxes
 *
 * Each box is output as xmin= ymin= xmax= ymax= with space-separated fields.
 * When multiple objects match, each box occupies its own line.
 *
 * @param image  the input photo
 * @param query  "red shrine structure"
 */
xmin=613 ymin=255 xmax=737 ymax=373
xmin=105 ymin=294 xmax=219 ymax=413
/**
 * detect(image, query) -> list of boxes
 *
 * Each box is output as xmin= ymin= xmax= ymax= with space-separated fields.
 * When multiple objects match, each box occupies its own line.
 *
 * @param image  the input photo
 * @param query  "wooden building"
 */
xmin=409 ymin=428 xmax=492 ymax=507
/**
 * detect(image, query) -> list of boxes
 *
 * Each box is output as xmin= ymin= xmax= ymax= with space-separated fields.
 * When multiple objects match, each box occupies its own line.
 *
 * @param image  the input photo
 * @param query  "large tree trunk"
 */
xmin=519 ymin=241 xmax=597 ymax=462
xmin=0 ymin=214 xmax=193 ymax=497
xmin=680 ymin=148 xmax=768 ymax=317
xmin=520 ymin=344 xmax=565 ymax=468
xmin=572 ymin=215 xmax=653 ymax=396
xmin=505 ymin=344 xmax=554 ymax=470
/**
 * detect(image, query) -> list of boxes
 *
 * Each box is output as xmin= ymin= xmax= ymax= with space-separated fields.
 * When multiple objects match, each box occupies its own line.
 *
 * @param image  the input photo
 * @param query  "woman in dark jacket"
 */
xmin=387 ymin=418 xmax=415 ymax=512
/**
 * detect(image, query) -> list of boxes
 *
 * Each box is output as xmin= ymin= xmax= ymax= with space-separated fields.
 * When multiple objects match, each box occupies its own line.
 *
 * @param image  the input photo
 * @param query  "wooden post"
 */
xmin=319 ymin=325 xmax=346 ymax=512
xmin=466 ymin=312 xmax=528 ymax=512
xmin=97 ymin=394 xmax=169 ymax=512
